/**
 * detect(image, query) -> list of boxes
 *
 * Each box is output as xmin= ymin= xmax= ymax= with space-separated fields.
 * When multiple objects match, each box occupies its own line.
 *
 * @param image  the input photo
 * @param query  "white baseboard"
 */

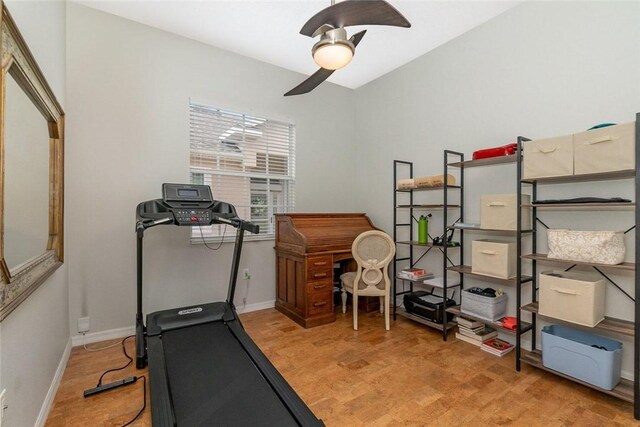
xmin=69 ymin=301 xmax=275 ymax=347
xmin=35 ymin=338 xmax=72 ymax=427
xmin=236 ymin=299 xmax=275 ymax=314
xmin=71 ymin=325 xmax=135 ymax=347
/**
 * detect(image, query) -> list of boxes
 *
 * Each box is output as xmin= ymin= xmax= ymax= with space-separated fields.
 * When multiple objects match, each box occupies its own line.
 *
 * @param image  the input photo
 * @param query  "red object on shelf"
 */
xmin=501 ymin=316 xmax=517 ymax=331
xmin=472 ymin=143 xmax=518 ymax=160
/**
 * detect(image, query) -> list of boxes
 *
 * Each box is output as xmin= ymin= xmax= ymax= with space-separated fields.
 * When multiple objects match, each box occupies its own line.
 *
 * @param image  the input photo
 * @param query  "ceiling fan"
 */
xmin=284 ymin=0 xmax=411 ymax=97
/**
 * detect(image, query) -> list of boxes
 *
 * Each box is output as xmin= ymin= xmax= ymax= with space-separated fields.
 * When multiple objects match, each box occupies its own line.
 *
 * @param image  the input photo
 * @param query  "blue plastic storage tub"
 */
xmin=541 ymin=325 xmax=622 ymax=390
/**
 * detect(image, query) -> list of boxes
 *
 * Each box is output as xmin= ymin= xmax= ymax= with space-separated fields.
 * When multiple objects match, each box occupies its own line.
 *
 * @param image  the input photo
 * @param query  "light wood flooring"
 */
xmin=47 ymin=308 xmax=638 ymax=426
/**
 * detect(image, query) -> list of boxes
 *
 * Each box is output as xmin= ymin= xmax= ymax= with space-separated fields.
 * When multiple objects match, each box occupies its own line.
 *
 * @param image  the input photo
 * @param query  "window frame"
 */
xmin=188 ymin=101 xmax=296 ymax=244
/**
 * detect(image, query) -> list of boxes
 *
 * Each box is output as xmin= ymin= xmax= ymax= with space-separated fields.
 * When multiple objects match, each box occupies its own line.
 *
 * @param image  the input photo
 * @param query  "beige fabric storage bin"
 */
xmin=523 ymin=134 xmax=573 ymax=179
xmin=548 ymin=229 xmax=626 ymax=265
xmin=539 ymin=271 xmax=605 ymax=327
xmin=480 ymin=194 xmax=532 ymax=231
xmin=471 ymin=240 xmax=516 ymax=279
xmin=574 ymin=122 xmax=635 ymax=175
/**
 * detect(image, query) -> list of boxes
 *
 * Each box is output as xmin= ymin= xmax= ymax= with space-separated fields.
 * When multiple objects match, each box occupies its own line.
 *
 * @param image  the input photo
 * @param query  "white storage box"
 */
xmin=480 ymin=194 xmax=532 ymax=231
xmin=539 ymin=271 xmax=605 ymax=327
xmin=548 ymin=229 xmax=626 ymax=265
xmin=574 ymin=122 xmax=635 ymax=175
xmin=461 ymin=289 xmax=507 ymax=321
xmin=471 ymin=240 xmax=516 ymax=279
xmin=523 ymin=134 xmax=574 ymax=179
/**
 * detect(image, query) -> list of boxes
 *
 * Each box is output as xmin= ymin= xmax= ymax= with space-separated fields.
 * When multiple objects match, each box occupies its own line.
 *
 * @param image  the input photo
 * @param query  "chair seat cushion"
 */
xmin=340 ymin=272 xmax=385 ymax=291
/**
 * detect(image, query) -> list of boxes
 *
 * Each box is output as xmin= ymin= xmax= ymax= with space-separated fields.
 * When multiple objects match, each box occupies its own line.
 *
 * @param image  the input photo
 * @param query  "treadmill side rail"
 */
xmin=147 ymin=335 xmax=177 ymax=426
xmin=227 ymin=319 xmax=325 ymax=426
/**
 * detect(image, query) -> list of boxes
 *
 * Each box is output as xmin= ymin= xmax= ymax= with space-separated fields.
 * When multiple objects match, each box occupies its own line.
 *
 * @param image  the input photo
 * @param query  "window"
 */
xmin=189 ymin=101 xmax=295 ymax=241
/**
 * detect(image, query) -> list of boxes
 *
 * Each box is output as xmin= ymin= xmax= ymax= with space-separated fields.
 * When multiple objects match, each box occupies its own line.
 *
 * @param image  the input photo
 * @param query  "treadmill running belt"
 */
xmin=162 ymin=322 xmax=298 ymax=426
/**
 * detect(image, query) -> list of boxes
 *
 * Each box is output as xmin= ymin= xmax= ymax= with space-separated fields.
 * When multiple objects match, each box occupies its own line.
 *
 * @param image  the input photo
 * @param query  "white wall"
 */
xmin=65 ymin=3 xmax=357 ymax=335
xmin=1 ymin=2 xmax=68 ymax=426
xmin=354 ymin=1 xmax=639 ymax=374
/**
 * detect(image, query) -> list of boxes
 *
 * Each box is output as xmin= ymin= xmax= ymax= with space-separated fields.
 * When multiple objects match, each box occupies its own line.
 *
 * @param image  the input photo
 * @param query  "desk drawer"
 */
xmin=307 ymin=269 xmax=332 ymax=281
xmin=307 ymin=255 xmax=332 ymax=270
xmin=307 ymin=292 xmax=333 ymax=316
xmin=307 ymin=279 xmax=332 ymax=296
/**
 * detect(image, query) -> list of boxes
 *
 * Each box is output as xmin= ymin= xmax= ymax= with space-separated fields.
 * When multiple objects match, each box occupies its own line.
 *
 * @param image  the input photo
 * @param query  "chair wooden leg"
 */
xmin=385 ymin=294 xmax=390 ymax=330
xmin=379 ymin=296 xmax=384 ymax=314
xmin=353 ymin=294 xmax=358 ymax=330
xmin=341 ymin=288 xmax=347 ymax=314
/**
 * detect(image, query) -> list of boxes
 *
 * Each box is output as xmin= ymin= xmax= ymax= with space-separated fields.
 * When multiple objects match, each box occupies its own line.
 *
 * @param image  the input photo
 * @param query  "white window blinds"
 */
xmin=189 ymin=101 xmax=296 ymax=241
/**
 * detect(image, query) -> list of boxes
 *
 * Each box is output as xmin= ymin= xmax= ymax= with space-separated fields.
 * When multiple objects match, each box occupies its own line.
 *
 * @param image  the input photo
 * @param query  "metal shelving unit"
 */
xmin=392 ymin=160 xmax=461 ymax=338
xmin=515 ymin=116 xmax=640 ymax=420
xmin=443 ymin=149 xmax=528 ymax=342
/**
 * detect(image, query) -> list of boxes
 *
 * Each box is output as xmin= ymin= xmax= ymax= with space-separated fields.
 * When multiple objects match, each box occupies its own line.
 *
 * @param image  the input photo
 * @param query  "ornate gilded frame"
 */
xmin=0 ymin=2 xmax=64 ymax=320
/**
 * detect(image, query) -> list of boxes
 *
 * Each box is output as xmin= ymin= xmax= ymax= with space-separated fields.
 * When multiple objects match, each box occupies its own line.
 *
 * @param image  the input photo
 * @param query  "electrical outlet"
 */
xmin=77 ymin=317 xmax=90 ymax=334
xmin=243 ymin=268 xmax=251 ymax=280
xmin=0 ymin=388 xmax=7 ymax=426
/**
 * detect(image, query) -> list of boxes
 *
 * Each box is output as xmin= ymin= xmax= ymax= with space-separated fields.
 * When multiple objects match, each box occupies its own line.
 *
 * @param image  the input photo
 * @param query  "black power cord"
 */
xmin=198 ymin=223 xmax=227 ymax=250
xmin=121 ymin=376 xmax=146 ymax=427
xmin=96 ymin=336 xmax=134 ymax=386
xmin=85 ymin=335 xmax=146 ymax=426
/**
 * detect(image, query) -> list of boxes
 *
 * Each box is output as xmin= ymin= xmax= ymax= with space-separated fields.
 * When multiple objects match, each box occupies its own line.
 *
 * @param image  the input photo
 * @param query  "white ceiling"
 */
xmin=77 ymin=1 xmax=519 ymax=89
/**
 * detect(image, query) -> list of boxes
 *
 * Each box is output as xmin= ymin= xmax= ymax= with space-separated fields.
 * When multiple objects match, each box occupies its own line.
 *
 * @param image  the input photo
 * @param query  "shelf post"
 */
xmin=516 ymin=137 xmax=523 ymax=372
xmin=634 ymin=114 xmax=639 ymax=420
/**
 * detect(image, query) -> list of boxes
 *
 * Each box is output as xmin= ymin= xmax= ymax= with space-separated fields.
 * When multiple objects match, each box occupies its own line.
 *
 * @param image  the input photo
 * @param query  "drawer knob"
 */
xmin=313 ymin=261 xmax=328 ymax=266
xmin=313 ymin=273 xmax=328 ymax=278
xmin=313 ymin=301 xmax=328 ymax=307
xmin=313 ymin=284 xmax=326 ymax=290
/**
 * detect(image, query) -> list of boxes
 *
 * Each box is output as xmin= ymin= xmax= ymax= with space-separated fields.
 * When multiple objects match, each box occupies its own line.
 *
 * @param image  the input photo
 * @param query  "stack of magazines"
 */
xmin=397 ymin=268 xmax=433 ymax=281
xmin=481 ymin=338 xmax=515 ymax=357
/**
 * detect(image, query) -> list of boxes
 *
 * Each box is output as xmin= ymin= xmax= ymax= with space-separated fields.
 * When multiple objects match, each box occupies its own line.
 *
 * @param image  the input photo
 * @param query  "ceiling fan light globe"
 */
xmin=313 ymin=43 xmax=353 ymax=70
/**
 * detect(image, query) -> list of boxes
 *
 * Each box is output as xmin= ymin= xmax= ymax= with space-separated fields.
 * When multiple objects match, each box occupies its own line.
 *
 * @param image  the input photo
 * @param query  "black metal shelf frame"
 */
xmin=392 ymin=160 xmax=461 ymax=337
xmin=445 ymin=149 xmax=532 ymax=342
xmin=443 ymin=151 xmax=464 ymax=341
xmin=515 ymin=114 xmax=640 ymax=420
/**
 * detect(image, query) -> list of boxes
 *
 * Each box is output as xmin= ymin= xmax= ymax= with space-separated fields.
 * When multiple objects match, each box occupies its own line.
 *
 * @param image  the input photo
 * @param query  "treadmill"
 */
xmin=135 ymin=183 xmax=323 ymax=426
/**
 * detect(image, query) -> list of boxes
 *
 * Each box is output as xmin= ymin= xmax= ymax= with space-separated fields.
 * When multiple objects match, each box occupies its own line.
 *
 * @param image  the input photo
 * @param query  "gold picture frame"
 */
xmin=0 ymin=1 xmax=64 ymax=320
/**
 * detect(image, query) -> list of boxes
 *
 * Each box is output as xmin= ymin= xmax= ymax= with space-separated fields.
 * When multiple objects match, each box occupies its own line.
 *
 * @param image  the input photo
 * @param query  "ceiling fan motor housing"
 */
xmin=312 ymin=28 xmax=355 ymax=70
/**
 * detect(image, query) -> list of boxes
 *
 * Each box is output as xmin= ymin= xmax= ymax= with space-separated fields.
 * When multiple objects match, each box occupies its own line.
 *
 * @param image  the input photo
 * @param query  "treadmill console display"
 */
xmin=162 ymin=183 xmax=214 ymax=225
xmin=162 ymin=183 xmax=213 ymax=206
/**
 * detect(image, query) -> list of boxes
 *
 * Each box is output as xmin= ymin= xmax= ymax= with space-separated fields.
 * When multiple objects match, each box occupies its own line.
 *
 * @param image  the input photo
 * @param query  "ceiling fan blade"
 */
xmin=350 ymin=30 xmax=367 ymax=47
xmin=300 ymin=0 xmax=411 ymax=37
xmin=284 ymin=68 xmax=335 ymax=96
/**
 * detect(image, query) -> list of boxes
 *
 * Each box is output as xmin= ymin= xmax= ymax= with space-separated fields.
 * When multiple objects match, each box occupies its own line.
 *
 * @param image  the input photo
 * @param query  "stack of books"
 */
xmin=397 ymin=268 xmax=433 ymax=281
xmin=481 ymin=338 xmax=515 ymax=357
xmin=455 ymin=316 xmax=498 ymax=346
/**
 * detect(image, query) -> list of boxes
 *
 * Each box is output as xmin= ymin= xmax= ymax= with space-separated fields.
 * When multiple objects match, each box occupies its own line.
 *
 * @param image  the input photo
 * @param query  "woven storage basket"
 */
xmin=547 ymin=229 xmax=625 ymax=265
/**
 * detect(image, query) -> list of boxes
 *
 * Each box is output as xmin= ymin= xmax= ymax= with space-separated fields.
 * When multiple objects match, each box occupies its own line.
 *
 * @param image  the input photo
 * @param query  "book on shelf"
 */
xmin=458 ymin=326 xmax=497 ymax=342
xmin=457 ymin=324 xmax=485 ymax=334
xmin=456 ymin=315 xmax=484 ymax=329
xmin=480 ymin=338 xmax=514 ymax=356
xmin=455 ymin=332 xmax=482 ymax=347
xmin=398 ymin=268 xmax=432 ymax=280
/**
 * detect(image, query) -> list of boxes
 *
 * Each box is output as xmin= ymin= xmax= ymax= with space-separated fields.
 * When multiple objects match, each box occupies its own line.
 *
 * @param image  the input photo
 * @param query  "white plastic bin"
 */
xmin=542 ymin=325 xmax=622 ymax=390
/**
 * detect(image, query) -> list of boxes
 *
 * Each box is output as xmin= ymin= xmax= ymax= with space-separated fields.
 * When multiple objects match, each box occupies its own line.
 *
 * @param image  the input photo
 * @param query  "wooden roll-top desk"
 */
xmin=274 ymin=213 xmax=378 ymax=328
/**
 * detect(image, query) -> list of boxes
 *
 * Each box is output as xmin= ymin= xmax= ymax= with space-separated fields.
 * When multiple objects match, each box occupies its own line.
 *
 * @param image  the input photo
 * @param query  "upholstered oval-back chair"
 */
xmin=340 ymin=230 xmax=396 ymax=330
